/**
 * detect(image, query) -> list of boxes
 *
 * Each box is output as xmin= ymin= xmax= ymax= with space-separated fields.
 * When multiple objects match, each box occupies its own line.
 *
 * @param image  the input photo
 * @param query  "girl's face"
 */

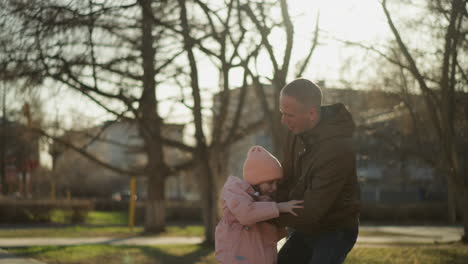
xmin=257 ymin=179 xmax=278 ymax=196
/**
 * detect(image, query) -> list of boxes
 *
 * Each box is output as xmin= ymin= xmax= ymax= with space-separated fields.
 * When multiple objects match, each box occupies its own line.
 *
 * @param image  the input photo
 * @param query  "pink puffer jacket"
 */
xmin=215 ymin=176 xmax=286 ymax=264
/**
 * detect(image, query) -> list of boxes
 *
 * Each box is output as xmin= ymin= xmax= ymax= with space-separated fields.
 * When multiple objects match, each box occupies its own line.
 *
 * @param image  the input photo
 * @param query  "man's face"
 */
xmin=279 ymin=94 xmax=317 ymax=134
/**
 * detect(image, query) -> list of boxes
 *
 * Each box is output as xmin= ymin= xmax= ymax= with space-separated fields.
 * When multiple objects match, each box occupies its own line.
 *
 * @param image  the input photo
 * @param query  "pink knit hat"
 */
xmin=243 ymin=145 xmax=283 ymax=185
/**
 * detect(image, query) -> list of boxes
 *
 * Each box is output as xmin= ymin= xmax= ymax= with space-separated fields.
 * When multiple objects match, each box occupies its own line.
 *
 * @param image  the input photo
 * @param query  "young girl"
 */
xmin=215 ymin=145 xmax=303 ymax=264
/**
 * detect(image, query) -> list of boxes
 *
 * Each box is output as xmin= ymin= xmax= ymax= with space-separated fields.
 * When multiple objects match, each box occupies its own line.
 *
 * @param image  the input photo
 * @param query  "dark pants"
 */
xmin=277 ymin=226 xmax=358 ymax=264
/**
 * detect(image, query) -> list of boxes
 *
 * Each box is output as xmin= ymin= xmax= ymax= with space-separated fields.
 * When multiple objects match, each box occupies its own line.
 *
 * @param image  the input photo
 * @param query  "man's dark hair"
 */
xmin=280 ymin=78 xmax=322 ymax=109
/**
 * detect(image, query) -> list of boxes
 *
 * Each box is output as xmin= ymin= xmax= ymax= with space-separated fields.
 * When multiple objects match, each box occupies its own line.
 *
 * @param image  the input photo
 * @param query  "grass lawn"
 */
xmin=0 ymin=226 xmax=432 ymax=239
xmin=0 ymin=210 xmax=433 ymax=238
xmin=346 ymin=244 xmax=468 ymax=264
xmin=7 ymin=244 xmax=468 ymax=264
xmin=0 ymin=225 xmax=203 ymax=238
xmin=51 ymin=210 xmax=133 ymax=226
xmin=1 ymin=210 xmax=446 ymax=239
xmin=8 ymin=244 xmax=216 ymax=264
xmin=0 ymin=211 xmax=203 ymax=238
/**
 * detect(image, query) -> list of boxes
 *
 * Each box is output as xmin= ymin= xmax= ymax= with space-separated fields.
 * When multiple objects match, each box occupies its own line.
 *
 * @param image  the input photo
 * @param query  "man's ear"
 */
xmin=308 ymin=107 xmax=317 ymax=121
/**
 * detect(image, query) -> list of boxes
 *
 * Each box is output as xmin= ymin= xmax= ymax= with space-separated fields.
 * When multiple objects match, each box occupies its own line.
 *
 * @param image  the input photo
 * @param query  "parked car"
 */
xmin=111 ymin=190 xmax=137 ymax=201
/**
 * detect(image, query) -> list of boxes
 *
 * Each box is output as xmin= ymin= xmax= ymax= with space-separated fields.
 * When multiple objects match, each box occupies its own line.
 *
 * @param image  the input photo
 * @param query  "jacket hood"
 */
xmin=225 ymin=175 xmax=253 ymax=193
xmin=299 ymin=103 xmax=355 ymax=147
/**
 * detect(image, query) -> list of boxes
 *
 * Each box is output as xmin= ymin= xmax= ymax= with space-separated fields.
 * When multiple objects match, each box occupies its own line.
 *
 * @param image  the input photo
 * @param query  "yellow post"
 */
xmin=50 ymin=182 xmax=56 ymax=200
xmin=128 ymin=176 xmax=136 ymax=231
xmin=66 ymin=190 xmax=71 ymax=201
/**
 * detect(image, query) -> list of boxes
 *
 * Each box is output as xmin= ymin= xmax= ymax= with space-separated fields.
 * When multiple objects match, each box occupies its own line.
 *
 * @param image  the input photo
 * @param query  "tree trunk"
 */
xmin=178 ymin=0 xmax=217 ymax=245
xmin=450 ymin=172 xmax=468 ymax=242
xmin=21 ymin=171 xmax=27 ymax=197
xmin=271 ymin=78 xmax=287 ymax=157
xmin=447 ymin=179 xmax=458 ymax=223
xmin=145 ymin=175 xmax=165 ymax=233
xmin=271 ymin=116 xmax=287 ymax=157
xmin=461 ymin=199 xmax=468 ymax=243
xmin=210 ymin=147 xmax=230 ymax=217
xmin=455 ymin=181 xmax=468 ymax=243
xmin=464 ymin=150 xmax=468 ymax=243
xmin=1 ymin=88 xmax=6 ymax=195
xmin=198 ymin=156 xmax=218 ymax=246
xmin=447 ymin=143 xmax=468 ymax=243
xmin=139 ymin=0 xmax=166 ymax=233
xmin=252 ymin=78 xmax=286 ymax=157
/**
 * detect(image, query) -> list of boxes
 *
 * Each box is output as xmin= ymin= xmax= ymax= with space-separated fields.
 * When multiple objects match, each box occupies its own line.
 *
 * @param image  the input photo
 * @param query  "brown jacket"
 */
xmin=276 ymin=103 xmax=360 ymax=235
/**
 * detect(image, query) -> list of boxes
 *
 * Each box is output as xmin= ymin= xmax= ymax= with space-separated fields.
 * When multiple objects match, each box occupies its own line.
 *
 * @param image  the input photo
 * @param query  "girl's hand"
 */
xmin=277 ymin=200 xmax=304 ymax=216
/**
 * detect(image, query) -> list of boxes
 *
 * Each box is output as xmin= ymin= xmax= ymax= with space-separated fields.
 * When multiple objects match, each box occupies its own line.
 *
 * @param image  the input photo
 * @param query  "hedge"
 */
xmin=0 ymin=199 xmax=94 ymax=224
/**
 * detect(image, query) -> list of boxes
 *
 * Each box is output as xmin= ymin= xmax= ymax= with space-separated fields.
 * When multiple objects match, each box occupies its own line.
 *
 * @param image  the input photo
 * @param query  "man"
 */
xmin=275 ymin=78 xmax=360 ymax=264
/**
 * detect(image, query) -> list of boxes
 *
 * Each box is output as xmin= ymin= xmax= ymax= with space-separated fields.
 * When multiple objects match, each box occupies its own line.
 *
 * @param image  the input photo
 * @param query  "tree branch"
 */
xmin=296 ymin=12 xmax=320 ymax=77
xmin=241 ymin=4 xmax=279 ymax=73
xmin=227 ymin=119 xmax=266 ymax=144
xmin=223 ymin=60 xmax=249 ymax=146
xmin=279 ymin=0 xmax=293 ymax=82
xmin=382 ymin=0 xmax=442 ymax=138
xmin=161 ymin=137 xmax=196 ymax=153
xmin=34 ymin=127 xmax=142 ymax=176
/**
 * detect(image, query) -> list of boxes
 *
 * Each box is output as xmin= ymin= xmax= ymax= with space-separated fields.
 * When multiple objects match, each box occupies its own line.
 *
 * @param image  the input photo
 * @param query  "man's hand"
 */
xmin=277 ymin=200 xmax=304 ymax=216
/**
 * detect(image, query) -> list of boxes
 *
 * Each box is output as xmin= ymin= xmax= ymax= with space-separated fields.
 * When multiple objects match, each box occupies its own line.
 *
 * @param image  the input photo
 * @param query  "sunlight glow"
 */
xmin=280 ymin=0 xmax=389 ymax=84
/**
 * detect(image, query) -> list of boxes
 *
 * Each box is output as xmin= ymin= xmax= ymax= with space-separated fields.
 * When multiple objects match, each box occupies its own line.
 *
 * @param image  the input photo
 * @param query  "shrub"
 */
xmin=0 ymin=199 xmax=94 ymax=224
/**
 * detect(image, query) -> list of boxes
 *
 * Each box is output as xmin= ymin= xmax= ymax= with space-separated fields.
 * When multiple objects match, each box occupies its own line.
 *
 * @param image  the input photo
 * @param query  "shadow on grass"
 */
xmin=421 ymin=247 xmax=468 ymax=264
xmin=8 ymin=244 xmax=468 ymax=264
xmin=6 ymin=245 xmax=81 ymax=259
xmin=344 ymin=245 xmax=468 ymax=264
xmin=137 ymin=244 xmax=215 ymax=264
xmin=7 ymin=243 xmax=216 ymax=264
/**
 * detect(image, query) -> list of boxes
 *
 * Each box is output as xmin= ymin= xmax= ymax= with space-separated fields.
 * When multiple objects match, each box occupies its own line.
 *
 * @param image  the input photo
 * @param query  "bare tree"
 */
xmin=177 ymin=0 xmax=267 ymax=245
xmin=240 ymin=0 xmax=320 ymax=155
xmin=344 ymin=0 xmax=467 ymax=242
xmin=378 ymin=0 xmax=468 ymax=242
xmin=0 ymin=0 xmax=190 ymax=233
xmin=175 ymin=0 xmax=322 ymax=244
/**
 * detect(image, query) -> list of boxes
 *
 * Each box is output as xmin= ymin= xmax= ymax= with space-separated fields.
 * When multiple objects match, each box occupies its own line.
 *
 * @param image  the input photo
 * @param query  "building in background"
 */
xmin=52 ymin=120 xmax=198 ymax=200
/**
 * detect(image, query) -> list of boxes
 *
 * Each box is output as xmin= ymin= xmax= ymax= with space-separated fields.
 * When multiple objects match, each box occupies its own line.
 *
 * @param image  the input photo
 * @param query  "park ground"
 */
xmin=1 ymin=211 xmax=467 ymax=264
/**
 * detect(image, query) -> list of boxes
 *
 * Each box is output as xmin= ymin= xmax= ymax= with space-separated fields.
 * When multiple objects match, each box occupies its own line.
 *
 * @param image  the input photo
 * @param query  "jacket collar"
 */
xmin=297 ymin=126 xmax=318 ymax=151
xmin=297 ymin=105 xmax=330 ymax=150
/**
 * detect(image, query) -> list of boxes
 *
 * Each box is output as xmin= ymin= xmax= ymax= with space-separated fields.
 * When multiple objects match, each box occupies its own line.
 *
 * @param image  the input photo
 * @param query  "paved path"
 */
xmin=3 ymin=225 xmax=460 ymax=247
xmin=280 ymin=225 xmax=464 ymax=252
xmin=0 ymin=236 xmax=204 ymax=247
xmin=358 ymin=225 xmax=463 ymax=244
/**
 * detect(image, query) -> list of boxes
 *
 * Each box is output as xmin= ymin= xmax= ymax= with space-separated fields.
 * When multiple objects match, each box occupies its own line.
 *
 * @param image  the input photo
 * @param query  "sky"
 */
xmin=195 ymin=0 xmax=390 ymax=89
xmin=289 ymin=0 xmax=389 ymax=79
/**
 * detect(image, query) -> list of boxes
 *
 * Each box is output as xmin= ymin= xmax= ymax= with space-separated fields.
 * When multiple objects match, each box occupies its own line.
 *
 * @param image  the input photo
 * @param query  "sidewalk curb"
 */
xmin=0 ymin=236 xmax=204 ymax=247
